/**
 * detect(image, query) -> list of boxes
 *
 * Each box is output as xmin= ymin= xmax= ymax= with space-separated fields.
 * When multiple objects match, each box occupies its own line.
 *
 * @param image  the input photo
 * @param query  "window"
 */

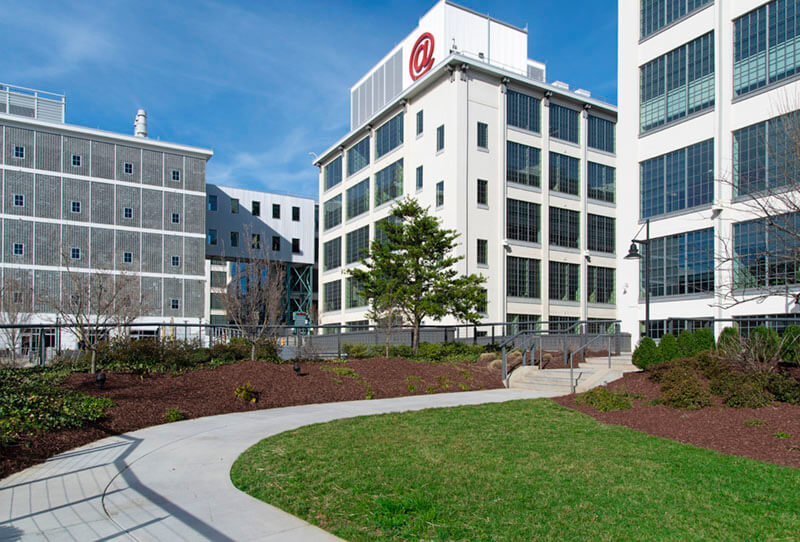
xmin=477 ymin=122 xmax=488 ymax=149
xmin=436 ymin=181 xmax=444 ymax=207
xmin=588 ymin=115 xmax=615 ymax=153
xmin=171 ymin=169 xmax=180 ymax=181
xmin=549 ymin=152 xmax=580 ymax=195
xmin=640 ymin=138 xmax=713 ymax=218
xmin=507 ymin=256 xmax=540 ymax=298
xmin=325 ymin=156 xmax=343 ymax=190
xmin=550 ymin=315 xmax=580 ymax=333
xmin=269 ymin=203 xmax=279 ymax=219
xmin=292 ymin=238 xmax=300 ymax=253
xmin=416 ymin=110 xmax=424 ymax=136
xmin=734 ymin=2 xmax=800 ymax=97
xmin=477 ymin=288 xmax=488 ymax=314
xmin=71 ymin=201 xmax=81 ymax=214
xmin=549 ymin=104 xmax=580 ymax=144
xmin=13 ymin=243 xmax=24 ymax=256
xmin=733 ymin=212 xmax=800 ymax=289
xmin=507 ymin=141 xmax=541 ymax=187
xmin=477 ymin=179 xmax=488 ymax=206
xmin=375 ymin=159 xmax=403 ymax=206
xmin=252 ymin=201 xmax=260 ymax=216
xmin=231 ymin=198 xmax=239 ymax=214
xmin=374 ymin=215 xmax=400 ymax=244
xmin=549 ymin=261 xmax=580 ymax=301
xmin=124 ymin=207 xmax=133 ymax=219
xmin=14 ymin=146 xmax=24 ymax=159
xmin=347 ymin=137 xmax=370 ymax=176
xmin=587 ymin=214 xmax=615 ymax=253
xmin=549 ymin=208 xmax=580 ymax=248
xmin=588 ymin=266 xmax=615 ymax=304
xmin=416 ymin=165 xmax=423 ymax=190
xmin=292 ymin=206 xmax=300 ymax=221
xmin=324 ymin=280 xmax=341 ymax=312
xmin=207 ymin=195 xmax=217 ymax=211
xmin=477 ymin=239 xmax=488 ymax=265
xmin=171 ymin=299 xmax=180 ymax=310
xmin=172 ymin=213 xmax=180 ymax=224
xmin=506 ymin=314 xmax=541 ymax=335
xmin=72 ymin=154 xmax=81 ymax=167
xmin=347 ymin=179 xmax=370 ymax=219
xmin=376 ymin=112 xmax=404 ymax=158
xmin=436 ymin=125 xmax=445 ymax=151
xmin=123 ymin=252 xmax=133 ymax=264
xmin=13 ymin=194 xmax=24 ymax=207
xmin=641 ymin=0 xmax=711 ymax=38
xmin=346 ymin=277 xmax=367 ymax=309
xmin=230 ymin=231 xmax=239 ymax=247
xmin=124 ymin=162 xmax=133 ymax=175
xmin=507 ymin=199 xmax=541 ymax=243
xmin=211 ymin=271 xmax=227 ymax=288
xmin=271 ymin=235 xmax=279 ymax=251
xmin=507 ymin=90 xmax=541 ymax=132
xmin=71 ymin=247 xmax=81 ymax=260
xmin=642 ymin=228 xmax=714 ymax=297
xmin=346 ymin=225 xmax=369 ymax=264
xmin=172 ymin=256 xmax=181 ymax=267
xmin=587 ymin=162 xmax=616 ymax=203
xmin=323 ymin=194 xmax=342 ymax=230
xmin=207 ymin=229 xmax=217 ymax=245
xmin=733 ymin=113 xmax=800 ymax=196
xmin=640 ymin=32 xmax=714 ymax=133
xmin=324 ymin=237 xmax=341 ymax=270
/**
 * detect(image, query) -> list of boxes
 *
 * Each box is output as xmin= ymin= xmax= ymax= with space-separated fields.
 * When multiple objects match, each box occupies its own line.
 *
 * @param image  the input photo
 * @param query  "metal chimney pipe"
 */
xmin=134 ymin=109 xmax=147 ymax=137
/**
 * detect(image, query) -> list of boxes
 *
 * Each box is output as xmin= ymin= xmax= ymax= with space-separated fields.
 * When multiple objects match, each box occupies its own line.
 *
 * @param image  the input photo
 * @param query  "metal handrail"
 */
xmin=567 ymin=333 xmax=620 ymax=393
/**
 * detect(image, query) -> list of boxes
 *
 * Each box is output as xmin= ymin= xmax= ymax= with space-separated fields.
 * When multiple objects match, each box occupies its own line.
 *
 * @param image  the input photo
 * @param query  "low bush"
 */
xmin=765 ymin=373 xmax=800 ymax=404
xmin=677 ymin=330 xmax=697 ymax=358
xmin=749 ymin=326 xmax=780 ymax=364
xmin=658 ymin=333 xmax=679 ymax=362
xmin=343 ymin=343 xmax=369 ymax=359
xmin=658 ymin=365 xmax=712 ymax=410
xmin=717 ymin=326 xmax=741 ymax=353
xmin=780 ymin=325 xmax=800 ymax=365
xmin=574 ymin=387 xmax=636 ymax=412
xmin=632 ymin=337 xmax=662 ymax=370
xmin=693 ymin=328 xmax=715 ymax=353
xmin=234 ymin=382 xmax=258 ymax=403
xmin=710 ymin=373 xmax=772 ymax=409
xmin=163 ymin=408 xmax=186 ymax=423
xmin=684 ymin=351 xmax=728 ymax=380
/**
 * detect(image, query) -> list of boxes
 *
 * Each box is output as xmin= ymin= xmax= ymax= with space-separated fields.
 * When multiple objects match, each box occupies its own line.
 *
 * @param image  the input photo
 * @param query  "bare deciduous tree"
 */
xmin=0 ymin=272 xmax=33 ymax=366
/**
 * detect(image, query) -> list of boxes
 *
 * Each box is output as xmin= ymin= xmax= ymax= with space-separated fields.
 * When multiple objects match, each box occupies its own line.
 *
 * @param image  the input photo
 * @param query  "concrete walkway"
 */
xmin=1 ymin=389 xmax=556 ymax=541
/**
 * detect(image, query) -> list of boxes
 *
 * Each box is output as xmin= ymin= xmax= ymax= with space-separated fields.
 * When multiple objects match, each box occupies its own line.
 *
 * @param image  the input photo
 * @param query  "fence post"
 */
xmin=608 ymin=336 xmax=612 ymax=369
xmin=337 ymin=327 xmax=342 ymax=359
xmin=39 ymin=328 xmax=45 ymax=367
xmin=502 ymin=345 xmax=507 ymax=382
xmin=473 ymin=324 xmax=477 ymax=346
xmin=491 ymin=325 xmax=495 ymax=346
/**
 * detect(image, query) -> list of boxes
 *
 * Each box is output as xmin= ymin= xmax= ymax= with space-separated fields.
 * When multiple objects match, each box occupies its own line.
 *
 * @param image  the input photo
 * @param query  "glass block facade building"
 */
xmin=618 ymin=0 xmax=800 ymax=340
xmin=315 ymin=1 xmax=618 ymax=333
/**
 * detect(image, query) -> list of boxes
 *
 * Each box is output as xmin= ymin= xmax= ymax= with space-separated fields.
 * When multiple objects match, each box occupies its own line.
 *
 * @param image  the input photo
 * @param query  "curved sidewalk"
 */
xmin=1 ymin=388 xmax=555 ymax=541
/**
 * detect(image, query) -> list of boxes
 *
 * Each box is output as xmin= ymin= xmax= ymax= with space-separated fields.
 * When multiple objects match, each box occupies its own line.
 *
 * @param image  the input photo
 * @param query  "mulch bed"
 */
xmin=555 ymin=370 xmax=800 ymax=469
xmin=0 ymin=358 xmax=502 ymax=479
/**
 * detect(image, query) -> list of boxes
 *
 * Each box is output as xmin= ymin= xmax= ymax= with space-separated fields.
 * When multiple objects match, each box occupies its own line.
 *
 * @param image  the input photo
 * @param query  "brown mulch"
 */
xmin=0 ymin=358 xmax=502 ymax=479
xmin=555 ymin=370 xmax=800 ymax=468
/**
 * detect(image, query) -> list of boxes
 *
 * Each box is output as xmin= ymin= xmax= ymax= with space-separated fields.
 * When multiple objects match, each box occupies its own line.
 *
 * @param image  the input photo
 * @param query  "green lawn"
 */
xmin=230 ymin=400 xmax=800 ymax=541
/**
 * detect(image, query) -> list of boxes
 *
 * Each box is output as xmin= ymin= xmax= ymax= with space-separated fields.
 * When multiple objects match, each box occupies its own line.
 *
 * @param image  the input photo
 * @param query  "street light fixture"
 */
xmin=625 ymin=219 xmax=650 ymax=338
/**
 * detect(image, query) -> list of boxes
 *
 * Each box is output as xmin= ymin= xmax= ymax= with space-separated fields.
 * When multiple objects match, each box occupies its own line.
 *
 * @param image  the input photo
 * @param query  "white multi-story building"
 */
xmin=204 ymin=184 xmax=317 ymax=325
xmin=316 ymin=0 xmax=618 ymax=333
xmin=618 ymin=0 xmax=800 ymax=342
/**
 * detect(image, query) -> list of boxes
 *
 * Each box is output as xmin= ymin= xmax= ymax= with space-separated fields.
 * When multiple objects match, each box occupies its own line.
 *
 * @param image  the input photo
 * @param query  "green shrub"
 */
xmin=765 ymin=373 xmax=800 ymax=404
xmin=343 ymin=343 xmax=369 ymax=359
xmin=659 ymin=365 xmax=713 ymax=410
xmin=389 ymin=345 xmax=414 ymax=359
xmin=693 ymin=328 xmax=715 ymax=353
xmin=574 ymin=387 xmax=635 ymax=412
xmin=709 ymin=373 xmax=771 ymax=408
xmin=677 ymin=330 xmax=698 ymax=357
xmin=717 ymin=327 xmax=741 ymax=355
xmin=780 ymin=325 xmax=800 ymax=364
xmin=749 ymin=326 xmax=780 ymax=363
xmin=683 ymin=351 xmax=728 ymax=380
xmin=632 ymin=337 xmax=662 ymax=370
xmin=163 ymin=408 xmax=186 ymax=423
xmin=234 ymin=382 xmax=258 ymax=403
xmin=415 ymin=343 xmax=443 ymax=361
xmin=658 ymin=334 xmax=679 ymax=362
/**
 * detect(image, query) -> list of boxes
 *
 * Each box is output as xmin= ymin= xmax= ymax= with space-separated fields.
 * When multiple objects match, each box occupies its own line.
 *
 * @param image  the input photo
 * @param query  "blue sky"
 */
xmin=1 ymin=1 xmax=617 ymax=199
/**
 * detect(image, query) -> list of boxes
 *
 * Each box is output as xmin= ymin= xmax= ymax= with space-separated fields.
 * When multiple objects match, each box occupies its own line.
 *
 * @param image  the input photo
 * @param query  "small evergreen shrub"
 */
xmin=780 ymin=325 xmax=800 ymax=365
xmin=693 ymin=328 xmax=715 ymax=353
xmin=658 ymin=333 xmax=679 ymax=362
xmin=163 ymin=408 xmax=186 ymax=423
xmin=717 ymin=327 xmax=741 ymax=355
xmin=234 ymin=382 xmax=258 ymax=403
xmin=677 ymin=330 xmax=698 ymax=357
xmin=632 ymin=337 xmax=662 ymax=369
xmin=765 ymin=373 xmax=800 ymax=404
xmin=574 ymin=387 xmax=636 ymax=412
xmin=749 ymin=326 xmax=780 ymax=364
xmin=343 ymin=343 xmax=369 ymax=359
xmin=659 ymin=365 xmax=712 ymax=410
xmin=685 ymin=351 xmax=728 ymax=380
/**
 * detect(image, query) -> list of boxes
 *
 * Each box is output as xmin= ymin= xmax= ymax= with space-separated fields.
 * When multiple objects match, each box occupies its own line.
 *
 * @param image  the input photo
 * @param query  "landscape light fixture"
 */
xmin=293 ymin=362 xmax=301 ymax=376
xmin=96 ymin=371 xmax=107 ymax=389
xmin=625 ymin=219 xmax=650 ymax=338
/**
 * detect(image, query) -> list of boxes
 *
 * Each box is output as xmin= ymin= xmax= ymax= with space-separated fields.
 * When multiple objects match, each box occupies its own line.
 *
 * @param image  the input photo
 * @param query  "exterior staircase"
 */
xmin=507 ymin=353 xmax=638 ymax=394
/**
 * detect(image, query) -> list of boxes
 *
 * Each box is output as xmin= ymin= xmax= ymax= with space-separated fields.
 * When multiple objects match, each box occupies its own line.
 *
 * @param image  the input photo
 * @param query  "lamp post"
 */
xmin=625 ymin=219 xmax=650 ymax=338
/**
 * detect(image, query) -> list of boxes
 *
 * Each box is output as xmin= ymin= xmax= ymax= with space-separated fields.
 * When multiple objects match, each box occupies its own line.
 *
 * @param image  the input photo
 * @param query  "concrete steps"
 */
xmin=508 ymin=353 xmax=639 ymax=394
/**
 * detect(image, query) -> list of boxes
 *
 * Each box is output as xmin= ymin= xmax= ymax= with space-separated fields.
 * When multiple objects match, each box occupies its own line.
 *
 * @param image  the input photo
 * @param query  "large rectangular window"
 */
xmin=549 ymin=104 xmax=580 ymax=144
xmin=587 ymin=162 xmax=616 ymax=203
xmin=587 ymin=115 xmax=616 ymax=153
xmin=587 ymin=214 xmax=615 ymax=253
xmin=549 ymin=207 xmax=580 ymax=249
xmin=641 ymin=0 xmax=712 ymax=39
xmin=323 ymin=194 xmax=342 ymax=230
xmin=507 ymin=256 xmax=540 ymax=298
xmin=549 ymin=262 xmax=580 ymax=301
xmin=376 ymin=112 xmax=404 ymax=158
xmin=346 ymin=225 xmax=370 ymax=264
xmin=347 ymin=137 xmax=370 ymax=176
xmin=375 ymin=159 xmax=403 ymax=206
xmin=733 ymin=212 xmax=800 ymax=289
xmin=642 ymin=228 xmax=714 ymax=297
xmin=640 ymin=138 xmax=713 ymax=219
xmin=506 ymin=314 xmax=541 ymax=335
xmin=733 ymin=112 xmax=800 ymax=196
xmin=507 ymin=141 xmax=541 ymax=187
xmin=549 ymin=152 xmax=580 ymax=195
xmin=325 ymin=156 xmax=342 ymax=190
xmin=507 ymin=199 xmax=541 ymax=243
xmin=640 ymin=32 xmax=714 ymax=133
xmin=324 ymin=237 xmax=341 ymax=271
xmin=587 ymin=266 xmax=615 ymax=304
xmin=345 ymin=277 xmax=367 ymax=309
xmin=346 ymin=179 xmax=369 ymax=219
xmin=323 ymin=280 xmax=341 ymax=312
xmin=507 ymin=90 xmax=541 ymax=132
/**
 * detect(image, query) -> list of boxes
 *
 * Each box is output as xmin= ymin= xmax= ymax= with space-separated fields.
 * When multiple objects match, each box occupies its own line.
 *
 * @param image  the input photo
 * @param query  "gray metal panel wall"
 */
xmin=163 ymin=277 xmax=183 ymax=317
xmin=142 ymin=149 xmax=163 ymax=186
xmin=0 ymin=126 xmax=3 ymax=165
xmin=142 ymin=188 xmax=162 ymax=230
xmin=61 ymin=270 xmax=88 ymax=309
xmin=116 ymin=229 xmax=140 ymax=272
xmin=34 ymin=270 xmax=59 ymax=312
xmin=35 ymin=131 xmax=61 ymax=172
xmin=163 ymin=192 xmax=183 ymax=232
xmin=90 ymin=228 xmax=114 ymax=270
xmin=141 ymin=276 xmax=162 ymax=316
xmin=63 ymin=136 xmax=90 ymax=175
xmin=62 ymin=178 xmax=90 ymax=222
xmin=4 ymin=126 xmax=34 ymax=168
xmin=141 ymin=232 xmax=162 ymax=273
xmin=90 ymin=182 xmax=114 ymax=225
xmin=3 ymin=268 xmax=33 ymax=312
xmin=34 ymin=174 xmax=61 ymax=219
xmin=4 ymin=218 xmax=33 ymax=264
xmin=183 ymin=194 xmax=204 ymax=234
xmin=90 ymin=140 xmax=114 ymax=179
xmin=0 ymin=217 xmax=3 ymax=262
xmin=4 ymin=170 xmax=33 ymax=216
xmin=164 ymin=154 xmax=184 ymax=190
xmin=185 ymin=157 xmax=205 ymax=192
xmin=115 ymin=185 xmax=141 ymax=227
xmin=34 ymin=222 xmax=60 ymax=266
xmin=115 ymin=145 xmax=141 ymax=182
xmin=184 ymin=279 xmax=204 ymax=318
xmin=183 ymin=236 xmax=204 ymax=276
xmin=164 ymin=235 xmax=183 ymax=275
xmin=61 ymin=224 xmax=89 ymax=268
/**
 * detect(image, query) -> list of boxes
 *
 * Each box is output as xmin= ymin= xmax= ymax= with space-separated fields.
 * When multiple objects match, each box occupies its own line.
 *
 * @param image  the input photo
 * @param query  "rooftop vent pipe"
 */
xmin=134 ymin=109 xmax=147 ymax=137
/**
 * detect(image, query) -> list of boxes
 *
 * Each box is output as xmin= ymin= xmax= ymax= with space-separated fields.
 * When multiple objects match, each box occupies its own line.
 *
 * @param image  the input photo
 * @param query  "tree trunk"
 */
xmin=412 ymin=320 xmax=420 ymax=355
xmin=251 ymin=341 xmax=256 ymax=361
xmin=91 ymin=349 xmax=96 ymax=374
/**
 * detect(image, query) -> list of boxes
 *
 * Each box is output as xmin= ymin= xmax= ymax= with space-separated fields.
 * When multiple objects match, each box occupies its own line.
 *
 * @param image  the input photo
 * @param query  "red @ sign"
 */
xmin=410 ymin=32 xmax=435 ymax=81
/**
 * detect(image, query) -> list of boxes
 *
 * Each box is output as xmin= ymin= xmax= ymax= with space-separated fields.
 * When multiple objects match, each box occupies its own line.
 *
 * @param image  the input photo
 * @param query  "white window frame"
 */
xmin=124 ymin=162 xmax=133 ymax=175
xmin=13 ymin=194 xmax=24 ymax=207
xmin=70 ymin=247 xmax=81 ymax=260
xmin=71 ymin=201 xmax=81 ymax=214
xmin=14 ymin=146 xmax=24 ymax=159
xmin=13 ymin=243 xmax=24 ymax=256
xmin=124 ymin=207 xmax=133 ymax=219
xmin=172 ymin=256 xmax=181 ymax=267
xmin=171 ymin=169 xmax=180 ymax=181
xmin=123 ymin=252 xmax=133 ymax=264
xmin=171 ymin=298 xmax=180 ymax=310
xmin=171 ymin=213 xmax=180 ymax=224
xmin=72 ymin=154 xmax=81 ymax=167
